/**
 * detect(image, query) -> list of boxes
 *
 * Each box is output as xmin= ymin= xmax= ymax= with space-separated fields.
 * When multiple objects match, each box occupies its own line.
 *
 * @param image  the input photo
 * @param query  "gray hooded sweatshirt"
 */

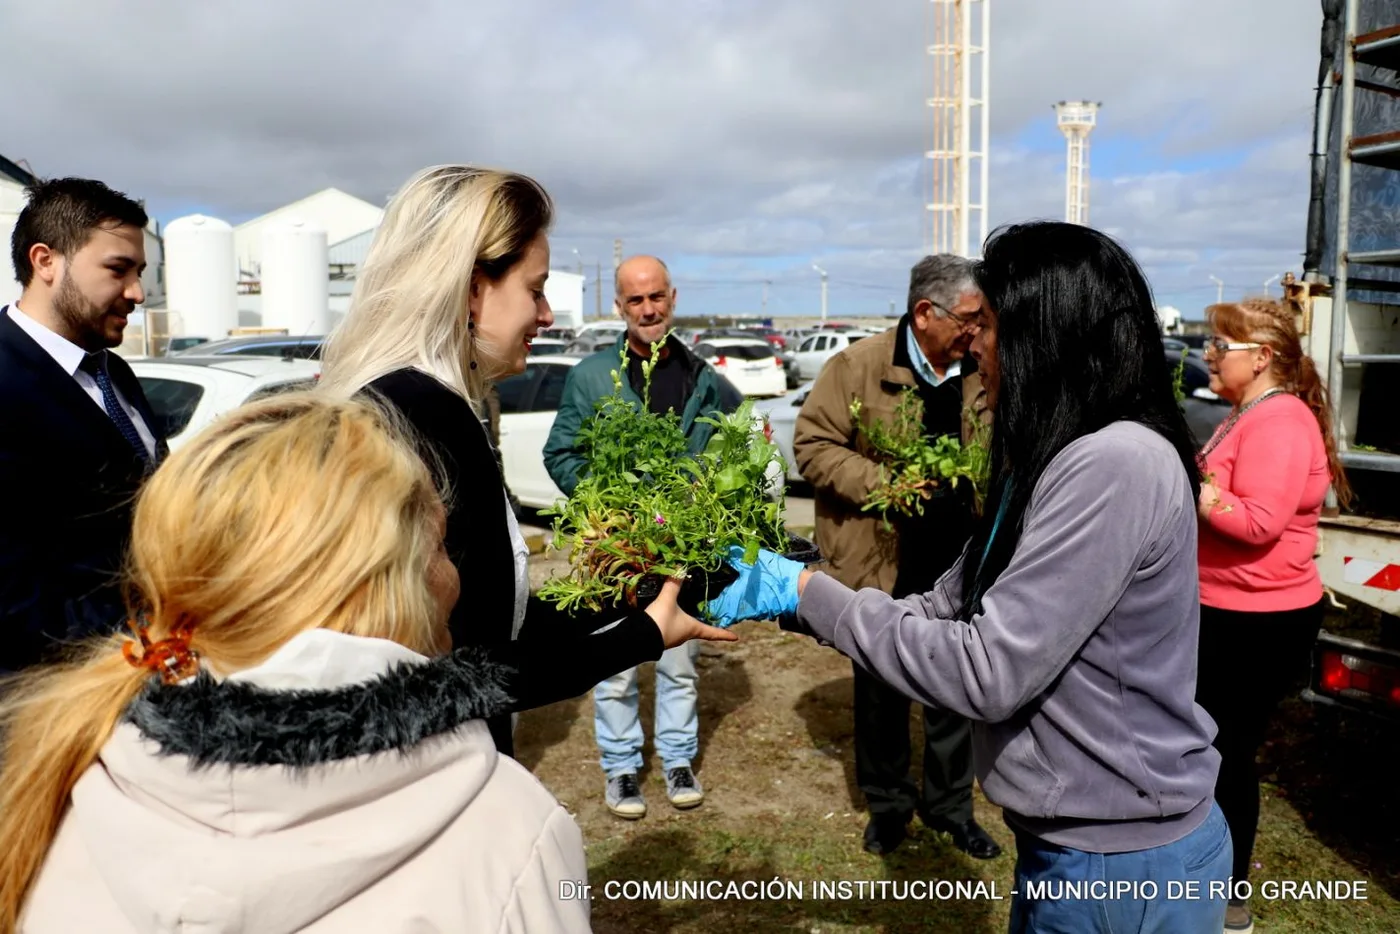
xmin=796 ymin=420 xmax=1221 ymax=852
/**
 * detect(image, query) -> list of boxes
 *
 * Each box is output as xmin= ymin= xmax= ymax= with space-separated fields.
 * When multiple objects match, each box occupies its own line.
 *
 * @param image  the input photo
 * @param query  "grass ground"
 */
xmin=515 ymin=601 xmax=1400 ymax=934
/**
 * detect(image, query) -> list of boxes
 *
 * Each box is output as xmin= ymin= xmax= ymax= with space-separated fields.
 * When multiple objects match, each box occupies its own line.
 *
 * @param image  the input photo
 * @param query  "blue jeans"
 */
xmin=1009 ymin=803 xmax=1232 ymax=934
xmin=594 ymin=641 xmax=698 ymax=777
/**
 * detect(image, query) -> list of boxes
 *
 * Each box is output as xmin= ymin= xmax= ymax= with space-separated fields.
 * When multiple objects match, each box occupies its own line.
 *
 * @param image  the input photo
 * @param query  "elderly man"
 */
xmin=793 ymin=254 xmax=999 ymax=859
xmin=544 ymin=255 xmax=741 ymax=820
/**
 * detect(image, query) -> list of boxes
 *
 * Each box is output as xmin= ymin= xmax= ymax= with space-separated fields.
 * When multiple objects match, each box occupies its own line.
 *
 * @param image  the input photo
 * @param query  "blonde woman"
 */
xmin=0 ymin=394 xmax=707 ymax=932
xmin=1195 ymin=298 xmax=1350 ymax=934
xmin=319 ymin=165 xmax=734 ymax=757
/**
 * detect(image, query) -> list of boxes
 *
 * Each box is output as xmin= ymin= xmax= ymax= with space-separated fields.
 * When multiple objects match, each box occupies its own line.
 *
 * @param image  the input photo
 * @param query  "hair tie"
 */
xmin=122 ymin=614 xmax=200 ymax=684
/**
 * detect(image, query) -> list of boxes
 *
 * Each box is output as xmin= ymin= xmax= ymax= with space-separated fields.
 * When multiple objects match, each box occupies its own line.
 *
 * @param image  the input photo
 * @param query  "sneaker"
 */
xmin=1223 ymin=902 xmax=1254 ymax=933
xmin=605 ymin=773 xmax=646 ymax=819
xmin=665 ymin=766 xmax=705 ymax=809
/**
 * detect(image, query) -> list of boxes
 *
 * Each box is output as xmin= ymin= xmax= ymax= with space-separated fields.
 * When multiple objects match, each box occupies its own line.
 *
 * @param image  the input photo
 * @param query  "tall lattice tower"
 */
xmin=1054 ymin=100 xmax=1100 ymax=226
xmin=925 ymin=0 xmax=990 ymax=258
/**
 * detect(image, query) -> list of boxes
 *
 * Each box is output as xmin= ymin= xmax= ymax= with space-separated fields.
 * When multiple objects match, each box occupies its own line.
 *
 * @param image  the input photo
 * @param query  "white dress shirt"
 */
xmin=6 ymin=303 xmax=157 ymax=457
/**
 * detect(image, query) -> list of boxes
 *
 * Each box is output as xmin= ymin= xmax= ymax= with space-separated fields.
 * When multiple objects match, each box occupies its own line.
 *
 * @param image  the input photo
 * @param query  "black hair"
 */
xmin=10 ymin=177 xmax=148 ymax=286
xmin=958 ymin=221 xmax=1201 ymax=617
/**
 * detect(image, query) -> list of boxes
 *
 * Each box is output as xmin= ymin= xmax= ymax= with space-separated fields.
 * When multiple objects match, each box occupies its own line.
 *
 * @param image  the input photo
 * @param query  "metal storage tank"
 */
xmin=260 ymin=217 xmax=330 ymax=335
xmin=163 ymin=214 xmax=237 ymax=340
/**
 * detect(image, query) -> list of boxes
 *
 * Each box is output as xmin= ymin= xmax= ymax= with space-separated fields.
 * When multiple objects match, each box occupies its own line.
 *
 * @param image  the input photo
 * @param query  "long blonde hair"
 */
xmin=1208 ymin=297 xmax=1353 ymax=507
xmin=318 ymin=164 xmax=554 ymax=404
xmin=0 ymin=394 xmax=446 ymax=932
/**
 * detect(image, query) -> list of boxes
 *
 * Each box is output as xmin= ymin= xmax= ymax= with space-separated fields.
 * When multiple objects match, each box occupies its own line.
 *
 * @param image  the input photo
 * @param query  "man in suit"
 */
xmin=0 ymin=177 xmax=167 ymax=673
xmin=793 ymin=254 xmax=1001 ymax=859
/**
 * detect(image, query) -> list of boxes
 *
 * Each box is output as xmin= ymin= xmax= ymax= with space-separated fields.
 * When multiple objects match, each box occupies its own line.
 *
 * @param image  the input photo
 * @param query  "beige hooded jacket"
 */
xmin=21 ymin=629 xmax=591 ymax=934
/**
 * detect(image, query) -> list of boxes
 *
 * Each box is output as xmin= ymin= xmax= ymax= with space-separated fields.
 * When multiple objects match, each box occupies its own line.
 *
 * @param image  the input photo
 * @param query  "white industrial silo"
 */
xmin=260 ymin=217 xmax=330 ymax=335
xmin=164 ymin=214 xmax=238 ymax=340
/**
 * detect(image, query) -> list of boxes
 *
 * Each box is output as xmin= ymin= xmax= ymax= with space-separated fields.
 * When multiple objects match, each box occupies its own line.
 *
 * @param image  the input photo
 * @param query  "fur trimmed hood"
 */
xmin=21 ymin=630 xmax=592 ymax=934
xmin=126 ymin=640 xmax=515 ymax=768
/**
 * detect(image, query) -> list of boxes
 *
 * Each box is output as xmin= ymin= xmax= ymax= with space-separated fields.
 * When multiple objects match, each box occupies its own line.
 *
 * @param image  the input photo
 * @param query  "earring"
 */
xmin=468 ymin=319 xmax=476 ymax=331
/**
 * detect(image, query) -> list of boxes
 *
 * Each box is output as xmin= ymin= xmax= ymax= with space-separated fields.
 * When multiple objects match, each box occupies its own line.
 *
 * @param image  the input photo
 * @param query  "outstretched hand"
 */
xmin=704 ymin=546 xmax=805 ymax=628
xmin=644 ymin=578 xmax=740 ymax=648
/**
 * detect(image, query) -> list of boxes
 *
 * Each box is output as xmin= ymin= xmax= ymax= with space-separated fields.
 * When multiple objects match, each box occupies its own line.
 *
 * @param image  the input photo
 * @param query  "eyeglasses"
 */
xmin=1203 ymin=337 xmax=1263 ymax=356
xmin=930 ymin=301 xmax=985 ymax=331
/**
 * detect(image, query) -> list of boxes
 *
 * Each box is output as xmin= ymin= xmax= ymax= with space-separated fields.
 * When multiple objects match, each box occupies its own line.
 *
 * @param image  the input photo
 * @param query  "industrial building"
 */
xmin=2 ymin=160 xmax=585 ymax=354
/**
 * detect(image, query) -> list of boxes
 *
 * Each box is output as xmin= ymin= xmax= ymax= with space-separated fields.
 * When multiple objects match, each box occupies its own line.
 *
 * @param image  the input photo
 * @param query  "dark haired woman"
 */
xmin=709 ymin=221 xmax=1230 ymax=934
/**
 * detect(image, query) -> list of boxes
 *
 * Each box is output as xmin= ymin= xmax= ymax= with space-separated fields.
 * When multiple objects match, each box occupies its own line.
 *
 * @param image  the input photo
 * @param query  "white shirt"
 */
xmin=504 ymin=493 xmax=531 ymax=738
xmin=5 ymin=303 xmax=157 ymax=457
xmin=905 ymin=324 xmax=961 ymax=388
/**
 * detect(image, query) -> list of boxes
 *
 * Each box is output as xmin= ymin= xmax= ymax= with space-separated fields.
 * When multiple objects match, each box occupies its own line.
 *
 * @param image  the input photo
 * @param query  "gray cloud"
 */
xmin=2 ymin=0 xmax=1324 ymax=317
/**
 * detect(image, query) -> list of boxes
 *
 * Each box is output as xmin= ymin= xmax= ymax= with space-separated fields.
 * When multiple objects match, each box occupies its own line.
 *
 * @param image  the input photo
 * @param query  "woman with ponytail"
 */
xmin=0 ymin=394 xmax=704 ymax=932
xmin=1194 ymin=297 xmax=1350 ymax=934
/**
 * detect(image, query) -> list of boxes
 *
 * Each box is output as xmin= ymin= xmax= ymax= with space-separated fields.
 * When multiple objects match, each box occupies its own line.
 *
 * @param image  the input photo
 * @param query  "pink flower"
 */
xmin=654 ymin=513 xmax=666 ymax=526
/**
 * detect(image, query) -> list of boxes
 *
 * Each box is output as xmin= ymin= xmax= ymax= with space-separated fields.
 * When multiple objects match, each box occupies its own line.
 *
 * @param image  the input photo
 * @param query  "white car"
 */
xmin=128 ymin=356 xmax=323 ymax=450
xmin=693 ymin=337 xmax=787 ymax=398
xmin=527 ymin=337 xmax=571 ymax=356
xmin=753 ymin=383 xmax=813 ymax=483
xmin=495 ymin=355 xmax=783 ymax=510
xmin=495 ymin=356 xmax=578 ymax=509
xmin=789 ymin=330 xmax=877 ymax=381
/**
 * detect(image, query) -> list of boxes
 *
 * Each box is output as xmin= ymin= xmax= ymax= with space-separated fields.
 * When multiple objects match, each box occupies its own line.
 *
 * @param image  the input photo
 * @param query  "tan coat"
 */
xmin=793 ymin=325 xmax=989 ymax=594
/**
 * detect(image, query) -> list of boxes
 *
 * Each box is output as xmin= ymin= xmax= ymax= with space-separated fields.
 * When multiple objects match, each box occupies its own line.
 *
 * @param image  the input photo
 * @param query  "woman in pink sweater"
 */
xmin=1195 ymin=297 xmax=1351 ymax=934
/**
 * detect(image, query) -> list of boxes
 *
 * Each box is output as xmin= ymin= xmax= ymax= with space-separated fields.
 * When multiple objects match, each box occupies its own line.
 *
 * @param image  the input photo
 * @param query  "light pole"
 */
xmin=571 ymin=247 xmax=584 ymax=276
xmin=1209 ymin=275 xmax=1224 ymax=304
xmin=1263 ymin=274 xmax=1280 ymax=298
xmin=812 ymin=264 xmax=828 ymax=322
xmin=761 ymin=279 xmax=770 ymax=314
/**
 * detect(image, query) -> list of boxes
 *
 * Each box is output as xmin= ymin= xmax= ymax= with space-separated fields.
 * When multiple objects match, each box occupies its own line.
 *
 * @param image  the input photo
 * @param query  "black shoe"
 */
xmin=922 ymin=815 xmax=1002 ymax=860
xmin=862 ymin=813 xmax=910 ymax=855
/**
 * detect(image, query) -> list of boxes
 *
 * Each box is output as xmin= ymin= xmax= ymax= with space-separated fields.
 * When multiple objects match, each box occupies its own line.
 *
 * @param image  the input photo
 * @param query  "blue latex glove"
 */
xmin=704 ymin=546 xmax=804 ymax=627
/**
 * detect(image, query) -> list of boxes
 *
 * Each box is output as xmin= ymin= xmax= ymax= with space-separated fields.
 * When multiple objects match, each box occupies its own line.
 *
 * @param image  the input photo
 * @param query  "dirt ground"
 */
xmin=521 ymin=554 xmax=1400 ymax=933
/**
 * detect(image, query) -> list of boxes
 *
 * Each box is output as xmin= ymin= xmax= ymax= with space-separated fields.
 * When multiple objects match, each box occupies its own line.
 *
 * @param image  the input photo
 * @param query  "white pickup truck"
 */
xmin=1295 ymin=0 xmax=1400 ymax=720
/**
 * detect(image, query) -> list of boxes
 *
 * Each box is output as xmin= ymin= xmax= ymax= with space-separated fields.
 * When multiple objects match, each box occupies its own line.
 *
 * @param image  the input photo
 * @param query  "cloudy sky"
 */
xmin=3 ymin=0 xmax=1323 ymax=319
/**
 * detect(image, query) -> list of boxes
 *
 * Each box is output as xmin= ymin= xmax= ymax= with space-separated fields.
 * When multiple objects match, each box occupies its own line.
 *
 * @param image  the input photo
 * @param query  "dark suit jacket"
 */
xmin=0 ymin=310 xmax=167 ymax=673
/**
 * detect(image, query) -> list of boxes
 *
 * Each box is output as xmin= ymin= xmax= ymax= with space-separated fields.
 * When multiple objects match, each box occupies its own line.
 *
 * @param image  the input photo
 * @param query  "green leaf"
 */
xmin=715 ymin=465 xmax=746 ymax=493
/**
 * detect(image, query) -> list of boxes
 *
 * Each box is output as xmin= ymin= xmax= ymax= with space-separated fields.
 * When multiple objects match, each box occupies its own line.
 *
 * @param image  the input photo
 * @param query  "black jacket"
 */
xmin=0 ymin=310 xmax=168 ymax=673
xmin=363 ymin=370 xmax=663 ymax=741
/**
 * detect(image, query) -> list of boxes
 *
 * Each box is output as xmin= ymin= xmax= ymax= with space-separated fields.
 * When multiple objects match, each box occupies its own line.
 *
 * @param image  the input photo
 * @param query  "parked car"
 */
xmin=528 ymin=337 xmax=571 ymax=356
xmin=564 ymin=334 xmax=617 ymax=356
xmin=128 ymin=356 xmax=323 ymax=450
xmin=538 ymin=326 xmax=575 ymax=341
xmin=1166 ymin=350 xmax=1230 ymax=447
xmin=171 ymin=333 xmax=325 ymax=360
xmin=494 ymin=357 xmax=578 ymax=509
xmin=1162 ymin=337 xmax=1189 ymax=353
xmin=493 ymin=355 xmax=781 ymax=509
xmin=163 ymin=336 xmax=210 ymax=354
xmin=694 ymin=337 xmax=787 ymax=398
xmin=739 ymin=326 xmax=787 ymax=350
xmin=789 ymin=330 xmax=876 ymax=381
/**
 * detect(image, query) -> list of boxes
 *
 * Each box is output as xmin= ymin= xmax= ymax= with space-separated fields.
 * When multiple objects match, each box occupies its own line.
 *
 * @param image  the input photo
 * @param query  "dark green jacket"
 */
xmin=543 ymin=333 xmax=743 ymax=496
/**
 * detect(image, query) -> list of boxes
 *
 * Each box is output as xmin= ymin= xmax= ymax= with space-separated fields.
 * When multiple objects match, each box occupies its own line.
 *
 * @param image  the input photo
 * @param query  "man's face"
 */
xmin=51 ymin=224 xmax=147 ymax=352
xmin=910 ymin=287 xmax=984 ymax=365
xmin=616 ymin=259 xmax=676 ymax=351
